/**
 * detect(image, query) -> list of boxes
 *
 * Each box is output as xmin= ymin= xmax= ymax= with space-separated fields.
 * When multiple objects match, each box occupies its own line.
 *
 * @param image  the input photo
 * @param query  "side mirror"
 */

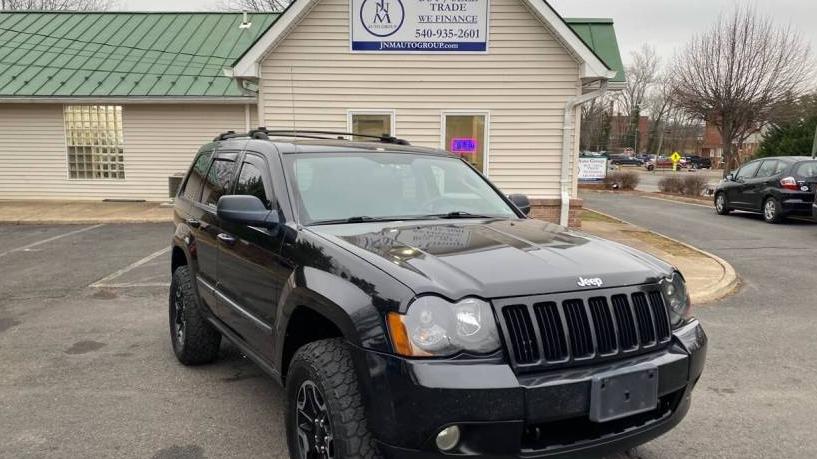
xmin=725 ymin=173 xmax=735 ymax=181
xmin=217 ymin=195 xmax=278 ymax=228
xmin=508 ymin=194 xmax=531 ymax=216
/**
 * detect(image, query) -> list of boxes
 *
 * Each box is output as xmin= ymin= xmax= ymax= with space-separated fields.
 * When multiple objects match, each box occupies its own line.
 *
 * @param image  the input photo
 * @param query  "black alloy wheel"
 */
xmin=171 ymin=285 xmax=186 ymax=347
xmin=295 ymin=380 xmax=335 ymax=459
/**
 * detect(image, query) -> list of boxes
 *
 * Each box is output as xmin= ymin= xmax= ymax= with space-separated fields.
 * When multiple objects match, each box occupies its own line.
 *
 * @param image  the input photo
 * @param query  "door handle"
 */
xmin=217 ymin=233 xmax=237 ymax=246
xmin=186 ymin=218 xmax=200 ymax=228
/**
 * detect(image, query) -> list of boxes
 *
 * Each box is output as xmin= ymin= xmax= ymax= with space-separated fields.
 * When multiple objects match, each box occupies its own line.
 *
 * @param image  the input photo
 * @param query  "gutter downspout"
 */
xmin=560 ymin=80 xmax=609 ymax=226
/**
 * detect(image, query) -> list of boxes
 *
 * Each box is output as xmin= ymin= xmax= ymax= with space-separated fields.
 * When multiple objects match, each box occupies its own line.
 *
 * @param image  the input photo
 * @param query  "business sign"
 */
xmin=450 ymin=137 xmax=477 ymax=154
xmin=578 ymin=157 xmax=607 ymax=181
xmin=350 ymin=0 xmax=489 ymax=52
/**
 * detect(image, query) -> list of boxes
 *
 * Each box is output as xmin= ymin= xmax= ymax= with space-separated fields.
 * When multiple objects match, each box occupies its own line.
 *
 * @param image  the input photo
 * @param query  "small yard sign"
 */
xmin=578 ymin=157 xmax=607 ymax=181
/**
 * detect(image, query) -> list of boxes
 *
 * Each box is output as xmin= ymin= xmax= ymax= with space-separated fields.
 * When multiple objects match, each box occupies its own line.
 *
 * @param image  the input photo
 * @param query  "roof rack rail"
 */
xmin=214 ymin=130 xmax=241 ymax=141
xmin=250 ymin=127 xmax=411 ymax=145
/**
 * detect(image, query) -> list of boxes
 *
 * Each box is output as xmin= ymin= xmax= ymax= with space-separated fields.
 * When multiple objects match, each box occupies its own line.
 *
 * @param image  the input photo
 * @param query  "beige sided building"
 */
xmin=0 ymin=3 xmax=623 ymax=226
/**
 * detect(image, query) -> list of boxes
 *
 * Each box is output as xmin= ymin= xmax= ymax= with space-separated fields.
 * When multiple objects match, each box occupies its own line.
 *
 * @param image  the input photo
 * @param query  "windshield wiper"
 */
xmin=310 ymin=216 xmax=410 ymax=226
xmin=427 ymin=211 xmax=498 ymax=219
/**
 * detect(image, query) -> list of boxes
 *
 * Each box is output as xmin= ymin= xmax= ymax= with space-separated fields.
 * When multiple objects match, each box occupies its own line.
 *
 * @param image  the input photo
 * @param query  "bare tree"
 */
xmin=618 ymin=45 xmax=660 ymax=117
xmin=580 ymin=96 xmax=613 ymax=152
xmin=644 ymin=73 xmax=676 ymax=155
xmin=616 ymin=44 xmax=660 ymax=151
xmin=217 ymin=0 xmax=290 ymax=12
xmin=672 ymin=6 xmax=813 ymax=173
xmin=0 ymin=0 xmax=113 ymax=9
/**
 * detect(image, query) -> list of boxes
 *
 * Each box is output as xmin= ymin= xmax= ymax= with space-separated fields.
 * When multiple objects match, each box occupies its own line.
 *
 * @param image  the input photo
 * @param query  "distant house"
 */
xmin=0 ymin=2 xmax=624 ymax=226
xmin=699 ymin=122 xmax=762 ymax=162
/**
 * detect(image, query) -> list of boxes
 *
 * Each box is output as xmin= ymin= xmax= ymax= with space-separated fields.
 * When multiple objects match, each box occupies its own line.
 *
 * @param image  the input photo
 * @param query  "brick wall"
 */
xmin=529 ymin=198 xmax=584 ymax=227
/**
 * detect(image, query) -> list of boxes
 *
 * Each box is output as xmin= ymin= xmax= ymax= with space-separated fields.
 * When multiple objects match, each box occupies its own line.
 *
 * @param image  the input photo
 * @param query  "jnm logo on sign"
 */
xmin=351 ymin=0 xmax=490 ymax=52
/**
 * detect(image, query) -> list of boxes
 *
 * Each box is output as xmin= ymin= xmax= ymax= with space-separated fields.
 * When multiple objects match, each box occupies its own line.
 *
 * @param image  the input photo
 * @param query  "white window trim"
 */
xmin=63 ymin=104 xmax=127 ymax=182
xmin=440 ymin=110 xmax=491 ymax=176
xmin=346 ymin=109 xmax=397 ymax=137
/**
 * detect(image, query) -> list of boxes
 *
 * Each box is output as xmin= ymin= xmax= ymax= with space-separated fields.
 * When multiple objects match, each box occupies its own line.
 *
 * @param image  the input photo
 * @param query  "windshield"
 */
xmin=284 ymin=152 xmax=518 ymax=224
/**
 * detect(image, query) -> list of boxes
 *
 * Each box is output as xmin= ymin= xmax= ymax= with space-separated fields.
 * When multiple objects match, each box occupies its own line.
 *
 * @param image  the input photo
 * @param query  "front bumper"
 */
xmin=352 ymin=320 xmax=706 ymax=458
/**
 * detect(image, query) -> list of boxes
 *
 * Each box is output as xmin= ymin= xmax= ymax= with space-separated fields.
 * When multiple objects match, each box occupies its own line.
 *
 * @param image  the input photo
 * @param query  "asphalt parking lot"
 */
xmin=0 ymin=223 xmax=288 ymax=459
xmin=1 ymin=204 xmax=816 ymax=458
xmin=584 ymin=193 xmax=817 ymax=459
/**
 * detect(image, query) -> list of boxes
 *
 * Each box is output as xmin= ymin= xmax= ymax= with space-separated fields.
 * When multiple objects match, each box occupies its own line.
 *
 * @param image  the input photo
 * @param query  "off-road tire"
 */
xmin=763 ymin=197 xmax=784 ymax=224
xmin=286 ymin=338 xmax=381 ymax=459
xmin=714 ymin=192 xmax=731 ymax=215
xmin=169 ymin=266 xmax=221 ymax=365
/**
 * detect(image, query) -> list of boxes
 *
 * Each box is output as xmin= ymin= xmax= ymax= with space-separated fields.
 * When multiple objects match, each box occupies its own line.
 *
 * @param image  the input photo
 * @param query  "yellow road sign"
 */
xmin=670 ymin=152 xmax=681 ymax=163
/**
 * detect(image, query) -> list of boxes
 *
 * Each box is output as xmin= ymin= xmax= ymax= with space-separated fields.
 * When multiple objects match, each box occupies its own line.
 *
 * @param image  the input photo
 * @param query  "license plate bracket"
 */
xmin=589 ymin=364 xmax=659 ymax=423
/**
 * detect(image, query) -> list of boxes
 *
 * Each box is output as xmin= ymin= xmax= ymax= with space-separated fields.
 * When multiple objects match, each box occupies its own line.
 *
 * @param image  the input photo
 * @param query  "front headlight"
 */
xmin=662 ymin=271 xmax=692 ymax=328
xmin=386 ymin=296 xmax=500 ymax=357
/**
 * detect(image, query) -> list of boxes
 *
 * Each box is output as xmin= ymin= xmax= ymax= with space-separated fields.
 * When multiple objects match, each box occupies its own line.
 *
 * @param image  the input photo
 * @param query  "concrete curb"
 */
xmin=585 ymin=208 xmax=739 ymax=305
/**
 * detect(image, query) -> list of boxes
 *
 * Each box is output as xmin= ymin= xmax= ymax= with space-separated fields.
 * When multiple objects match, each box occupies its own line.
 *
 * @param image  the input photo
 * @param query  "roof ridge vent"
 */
xmin=239 ymin=11 xmax=252 ymax=29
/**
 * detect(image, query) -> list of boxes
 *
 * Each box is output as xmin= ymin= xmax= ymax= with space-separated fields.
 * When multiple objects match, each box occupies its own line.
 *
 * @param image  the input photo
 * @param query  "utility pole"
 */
xmin=812 ymin=121 xmax=817 ymax=159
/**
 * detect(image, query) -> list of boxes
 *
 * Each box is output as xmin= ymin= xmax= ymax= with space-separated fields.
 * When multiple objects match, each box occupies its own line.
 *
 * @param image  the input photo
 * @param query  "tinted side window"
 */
xmin=736 ymin=161 xmax=760 ymax=179
xmin=794 ymin=161 xmax=817 ymax=178
xmin=755 ymin=160 xmax=779 ymax=178
xmin=182 ymin=150 xmax=213 ymax=201
xmin=201 ymin=157 xmax=237 ymax=206
xmin=234 ymin=162 xmax=272 ymax=209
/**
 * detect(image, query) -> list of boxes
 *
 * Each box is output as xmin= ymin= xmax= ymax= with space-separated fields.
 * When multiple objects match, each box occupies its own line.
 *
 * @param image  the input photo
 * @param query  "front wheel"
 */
xmin=714 ymin=193 xmax=731 ymax=215
xmin=286 ymin=339 xmax=381 ymax=459
xmin=763 ymin=197 xmax=784 ymax=224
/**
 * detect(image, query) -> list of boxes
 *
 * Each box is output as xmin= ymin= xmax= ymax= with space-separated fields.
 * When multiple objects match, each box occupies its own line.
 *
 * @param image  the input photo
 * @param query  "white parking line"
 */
xmin=0 ymin=224 xmax=105 ymax=258
xmin=89 ymin=246 xmax=171 ymax=288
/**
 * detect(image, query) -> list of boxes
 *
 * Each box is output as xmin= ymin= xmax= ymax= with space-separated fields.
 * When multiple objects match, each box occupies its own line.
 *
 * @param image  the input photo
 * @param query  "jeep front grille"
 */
xmin=496 ymin=285 xmax=672 ymax=371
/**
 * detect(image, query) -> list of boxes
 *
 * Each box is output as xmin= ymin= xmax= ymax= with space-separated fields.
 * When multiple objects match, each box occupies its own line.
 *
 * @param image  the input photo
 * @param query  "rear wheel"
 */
xmin=763 ymin=197 xmax=783 ymax=224
xmin=169 ymin=266 xmax=221 ymax=365
xmin=715 ymin=192 xmax=731 ymax=215
xmin=286 ymin=338 xmax=380 ymax=459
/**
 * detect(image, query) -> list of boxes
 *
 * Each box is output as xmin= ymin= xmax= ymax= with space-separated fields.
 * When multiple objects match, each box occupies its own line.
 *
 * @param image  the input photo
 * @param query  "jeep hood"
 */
xmin=308 ymin=219 xmax=672 ymax=299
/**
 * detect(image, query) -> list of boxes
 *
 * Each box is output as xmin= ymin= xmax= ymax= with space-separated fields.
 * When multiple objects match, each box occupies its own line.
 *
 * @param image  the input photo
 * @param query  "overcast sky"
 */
xmin=125 ymin=0 xmax=816 ymax=69
xmin=549 ymin=0 xmax=816 ymax=67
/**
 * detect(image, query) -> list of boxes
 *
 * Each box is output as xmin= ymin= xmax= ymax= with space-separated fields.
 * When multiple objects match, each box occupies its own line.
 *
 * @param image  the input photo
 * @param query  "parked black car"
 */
xmin=169 ymin=129 xmax=706 ymax=458
xmin=714 ymin=156 xmax=817 ymax=223
xmin=684 ymin=156 xmax=712 ymax=170
xmin=609 ymin=154 xmax=644 ymax=166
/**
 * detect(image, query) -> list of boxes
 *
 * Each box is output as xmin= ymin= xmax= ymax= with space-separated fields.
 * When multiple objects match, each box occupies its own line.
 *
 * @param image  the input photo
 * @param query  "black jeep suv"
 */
xmin=169 ymin=129 xmax=706 ymax=458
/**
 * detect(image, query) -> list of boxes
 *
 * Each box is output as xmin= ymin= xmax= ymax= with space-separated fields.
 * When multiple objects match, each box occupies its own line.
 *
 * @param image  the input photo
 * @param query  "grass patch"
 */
xmin=620 ymin=230 xmax=702 ymax=258
xmin=581 ymin=209 xmax=621 ymax=224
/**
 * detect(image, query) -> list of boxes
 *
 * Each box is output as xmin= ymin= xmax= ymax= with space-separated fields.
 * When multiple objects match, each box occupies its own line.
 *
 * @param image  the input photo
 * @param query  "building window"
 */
xmin=443 ymin=113 xmax=488 ymax=174
xmin=64 ymin=105 xmax=125 ymax=179
xmin=348 ymin=110 xmax=395 ymax=140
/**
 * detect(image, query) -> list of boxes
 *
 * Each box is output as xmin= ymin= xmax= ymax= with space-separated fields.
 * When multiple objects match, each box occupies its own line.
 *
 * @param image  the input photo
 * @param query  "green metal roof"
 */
xmin=0 ymin=11 xmax=623 ymax=99
xmin=0 ymin=12 xmax=279 ymax=98
xmin=565 ymin=18 xmax=625 ymax=83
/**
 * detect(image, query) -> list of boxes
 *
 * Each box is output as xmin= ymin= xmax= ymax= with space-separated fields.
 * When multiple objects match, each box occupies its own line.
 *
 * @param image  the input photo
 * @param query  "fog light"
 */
xmin=435 ymin=425 xmax=461 ymax=451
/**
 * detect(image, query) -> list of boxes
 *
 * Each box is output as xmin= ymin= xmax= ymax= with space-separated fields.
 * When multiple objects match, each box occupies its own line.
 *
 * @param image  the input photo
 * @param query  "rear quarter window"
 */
xmin=794 ymin=161 xmax=817 ymax=178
